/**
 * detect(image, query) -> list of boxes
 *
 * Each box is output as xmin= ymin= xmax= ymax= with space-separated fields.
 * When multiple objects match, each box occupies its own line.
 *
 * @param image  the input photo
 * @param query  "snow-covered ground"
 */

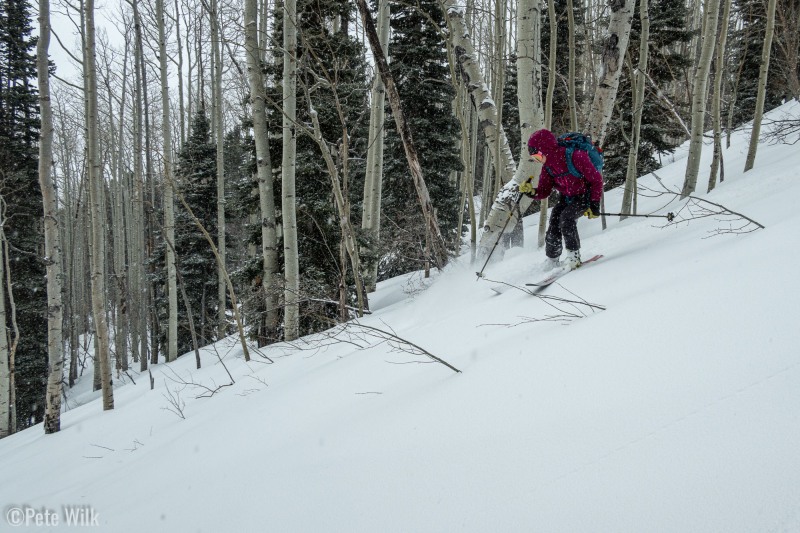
xmin=2 ymin=101 xmax=799 ymax=532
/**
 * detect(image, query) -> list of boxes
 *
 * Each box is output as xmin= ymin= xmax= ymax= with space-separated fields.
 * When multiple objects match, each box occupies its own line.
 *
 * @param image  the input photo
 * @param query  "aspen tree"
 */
xmin=244 ymin=0 xmax=279 ymax=342
xmin=37 ymin=0 xmax=65 ymax=433
xmin=743 ymin=0 xmax=778 ymax=171
xmin=0 ymin=222 xmax=9 ymax=438
xmin=708 ymin=0 xmax=733 ymax=192
xmin=157 ymin=0 xmax=179 ymax=361
xmin=210 ymin=0 xmax=226 ymax=338
xmin=282 ymin=0 xmax=300 ymax=340
xmin=621 ymin=0 xmax=649 ymax=217
xmin=85 ymin=0 xmax=114 ymax=409
xmin=361 ymin=0 xmax=389 ymax=293
xmin=681 ymin=0 xmax=721 ymax=197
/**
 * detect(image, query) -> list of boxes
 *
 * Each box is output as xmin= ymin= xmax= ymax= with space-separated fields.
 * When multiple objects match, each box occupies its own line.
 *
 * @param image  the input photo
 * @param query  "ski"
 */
xmin=526 ymin=254 xmax=604 ymax=288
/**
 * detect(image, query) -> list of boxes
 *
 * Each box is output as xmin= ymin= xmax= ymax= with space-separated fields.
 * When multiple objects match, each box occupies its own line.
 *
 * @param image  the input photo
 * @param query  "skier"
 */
xmin=519 ymin=128 xmax=604 ymax=270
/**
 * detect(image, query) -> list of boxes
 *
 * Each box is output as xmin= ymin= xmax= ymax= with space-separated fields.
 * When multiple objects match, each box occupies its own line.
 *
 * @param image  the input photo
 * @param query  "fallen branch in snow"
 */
xmin=760 ymin=115 xmax=800 ymax=145
xmin=480 ymin=278 xmax=606 ymax=315
xmin=643 ymin=173 xmax=766 ymax=234
xmin=161 ymin=384 xmax=186 ymax=419
xmin=252 ymin=318 xmax=461 ymax=373
xmin=161 ymin=365 xmax=234 ymax=400
xmin=345 ymin=321 xmax=461 ymax=374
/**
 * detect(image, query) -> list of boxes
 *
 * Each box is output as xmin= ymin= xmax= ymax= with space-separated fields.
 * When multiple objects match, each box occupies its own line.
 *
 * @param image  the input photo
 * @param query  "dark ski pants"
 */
xmin=545 ymin=193 xmax=590 ymax=259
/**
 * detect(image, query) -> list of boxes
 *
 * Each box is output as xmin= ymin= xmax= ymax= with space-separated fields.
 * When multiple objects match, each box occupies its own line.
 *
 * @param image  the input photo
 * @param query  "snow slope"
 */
xmin=2 ymin=102 xmax=799 ymax=533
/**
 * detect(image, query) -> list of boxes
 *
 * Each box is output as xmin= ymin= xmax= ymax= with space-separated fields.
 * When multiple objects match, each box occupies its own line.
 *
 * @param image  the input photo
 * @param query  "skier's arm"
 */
xmin=532 ymin=169 xmax=553 ymax=200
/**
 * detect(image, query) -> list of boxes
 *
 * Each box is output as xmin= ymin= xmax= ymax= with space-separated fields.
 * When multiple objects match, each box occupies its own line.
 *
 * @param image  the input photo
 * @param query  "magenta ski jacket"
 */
xmin=528 ymin=129 xmax=603 ymax=203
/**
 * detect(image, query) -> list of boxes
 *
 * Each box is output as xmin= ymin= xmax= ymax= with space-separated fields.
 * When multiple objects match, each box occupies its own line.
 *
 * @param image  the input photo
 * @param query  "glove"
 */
xmin=584 ymin=201 xmax=601 ymax=219
xmin=519 ymin=180 xmax=536 ymax=197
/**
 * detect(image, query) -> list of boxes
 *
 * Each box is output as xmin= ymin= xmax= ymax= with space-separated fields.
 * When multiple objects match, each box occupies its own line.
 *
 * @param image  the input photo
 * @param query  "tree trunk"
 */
xmin=157 ymin=0 xmax=179 ymax=361
xmin=357 ymin=0 xmax=450 ymax=269
xmin=544 ymin=0 xmax=557 ymax=129
xmin=210 ymin=0 xmax=227 ymax=339
xmin=361 ymin=0 xmax=390 ymax=293
xmin=175 ymin=0 xmax=186 ymax=146
xmin=708 ymin=0 xmax=733 ymax=192
xmin=244 ymin=0 xmax=279 ymax=343
xmin=586 ymin=0 xmax=636 ymax=145
xmin=306 ymin=101 xmax=368 ymax=316
xmin=282 ymin=0 xmax=300 ymax=340
xmin=566 ymin=0 xmax=578 ymax=129
xmin=37 ymin=0 xmax=65 ymax=434
xmin=0 ymin=227 xmax=10 ymax=438
xmin=85 ymin=0 xmax=114 ymax=410
xmin=743 ymin=0 xmax=778 ymax=171
xmin=492 ymin=0 xmax=508 ymax=196
xmin=621 ymin=0 xmax=649 ymax=217
xmin=542 ymin=0 xmax=558 ymax=247
xmin=681 ymin=0 xmax=721 ymax=197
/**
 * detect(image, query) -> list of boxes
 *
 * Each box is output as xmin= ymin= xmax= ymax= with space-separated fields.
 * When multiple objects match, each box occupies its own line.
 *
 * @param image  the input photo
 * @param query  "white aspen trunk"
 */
xmin=681 ymin=0 xmax=721 ymax=198
xmin=282 ymin=0 xmax=300 ymax=341
xmin=542 ymin=0 xmax=558 ymax=247
xmin=516 ymin=0 xmax=546 ymax=248
xmin=466 ymin=81 xmax=479 ymax=258
xmin=743 ymin=0 xmax=778 ymax=171
xmin=0 ymin=226 xmax=10 ymax=438
xmin=686 ymin=0 xmax=702 ymax=99
xmin=361 ymin=0 xmax=389 ymax=293
xmin=244 ymin=0 xmax=279 ymax=342
xmin=132 ymin=0 xmax=149 ymax=370
xmin=38 ymin=0 xmax=65 ymax=434
xmin=544 ymin=0 xmax=557 ymax=129
xmin=158 ymin=0 xmax=179 ymax=361
xmin=85 ymin=0 xmax=114 ymax=409
xmin=1 ymin=232 xmax=20 ymax=433
xmin=492 ymin=0 xmax=508 ymax=196
xmin=621 ymin=0 xmax=649 ymax=216
xmin=708 ymin=0 xmax=733 ymax=192
xmin=112 ymin=40 xmax=130 ymax=373
xmin=586 ymin=0 xmax=636 ymax=145
xmin=566 ymin=0 xmax=578 ymax=129
xmin=175 ymin=0 xmax=186 ymax=146
xmin=210 ymin=0 xmax=226 ymax=339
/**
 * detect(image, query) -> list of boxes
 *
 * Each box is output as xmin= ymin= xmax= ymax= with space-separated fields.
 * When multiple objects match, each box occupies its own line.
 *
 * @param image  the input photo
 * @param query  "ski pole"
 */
xmin=600 ymin=211 xmax=676 ymax=222
xmin=476 ymin=193 xmax=522 ymax=279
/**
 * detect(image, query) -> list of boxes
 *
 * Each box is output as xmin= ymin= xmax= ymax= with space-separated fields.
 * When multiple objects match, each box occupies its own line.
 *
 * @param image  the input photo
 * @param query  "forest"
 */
xmin=0 ymin=0 xmax=798 ymax=438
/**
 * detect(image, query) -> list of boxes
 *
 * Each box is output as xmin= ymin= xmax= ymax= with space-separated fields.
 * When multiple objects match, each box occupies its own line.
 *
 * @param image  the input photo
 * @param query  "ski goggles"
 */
xmin=528 ymin=145 xmax=545 ymax=163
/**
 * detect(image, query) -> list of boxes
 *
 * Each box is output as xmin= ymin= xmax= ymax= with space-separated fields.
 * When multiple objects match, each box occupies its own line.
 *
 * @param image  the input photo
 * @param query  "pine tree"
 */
xmin=0 ymin=0 xmax=46 ymax=430
xmin=267 ymin=0 xmax=370 ymax=334
xmin=379 ymin=0 xmax=462 ymax=279
xmin=168 ymin=110 xmax=219 ymax=356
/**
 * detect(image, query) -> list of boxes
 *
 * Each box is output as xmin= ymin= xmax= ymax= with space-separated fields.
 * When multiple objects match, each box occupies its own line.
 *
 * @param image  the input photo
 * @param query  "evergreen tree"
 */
xmin=167 ymin=110 xmax=219 ymax=356
xmin=267 ymin=0 xmax=370 ymax=334
xmin=601 ymin=0 xmax=693 ymax=190
xmin=379 ymin=0 xmax=462 ymax=279
xmin=0 ymin=0 xmax=46 ymax=429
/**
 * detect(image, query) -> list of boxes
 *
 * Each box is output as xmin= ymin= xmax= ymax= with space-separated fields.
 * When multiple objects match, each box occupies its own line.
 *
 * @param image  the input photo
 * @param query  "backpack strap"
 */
xmin=563 ymin=147 xmax=581 ymax=178
xmin=544 ymin=150 xmax=583 ymax=180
